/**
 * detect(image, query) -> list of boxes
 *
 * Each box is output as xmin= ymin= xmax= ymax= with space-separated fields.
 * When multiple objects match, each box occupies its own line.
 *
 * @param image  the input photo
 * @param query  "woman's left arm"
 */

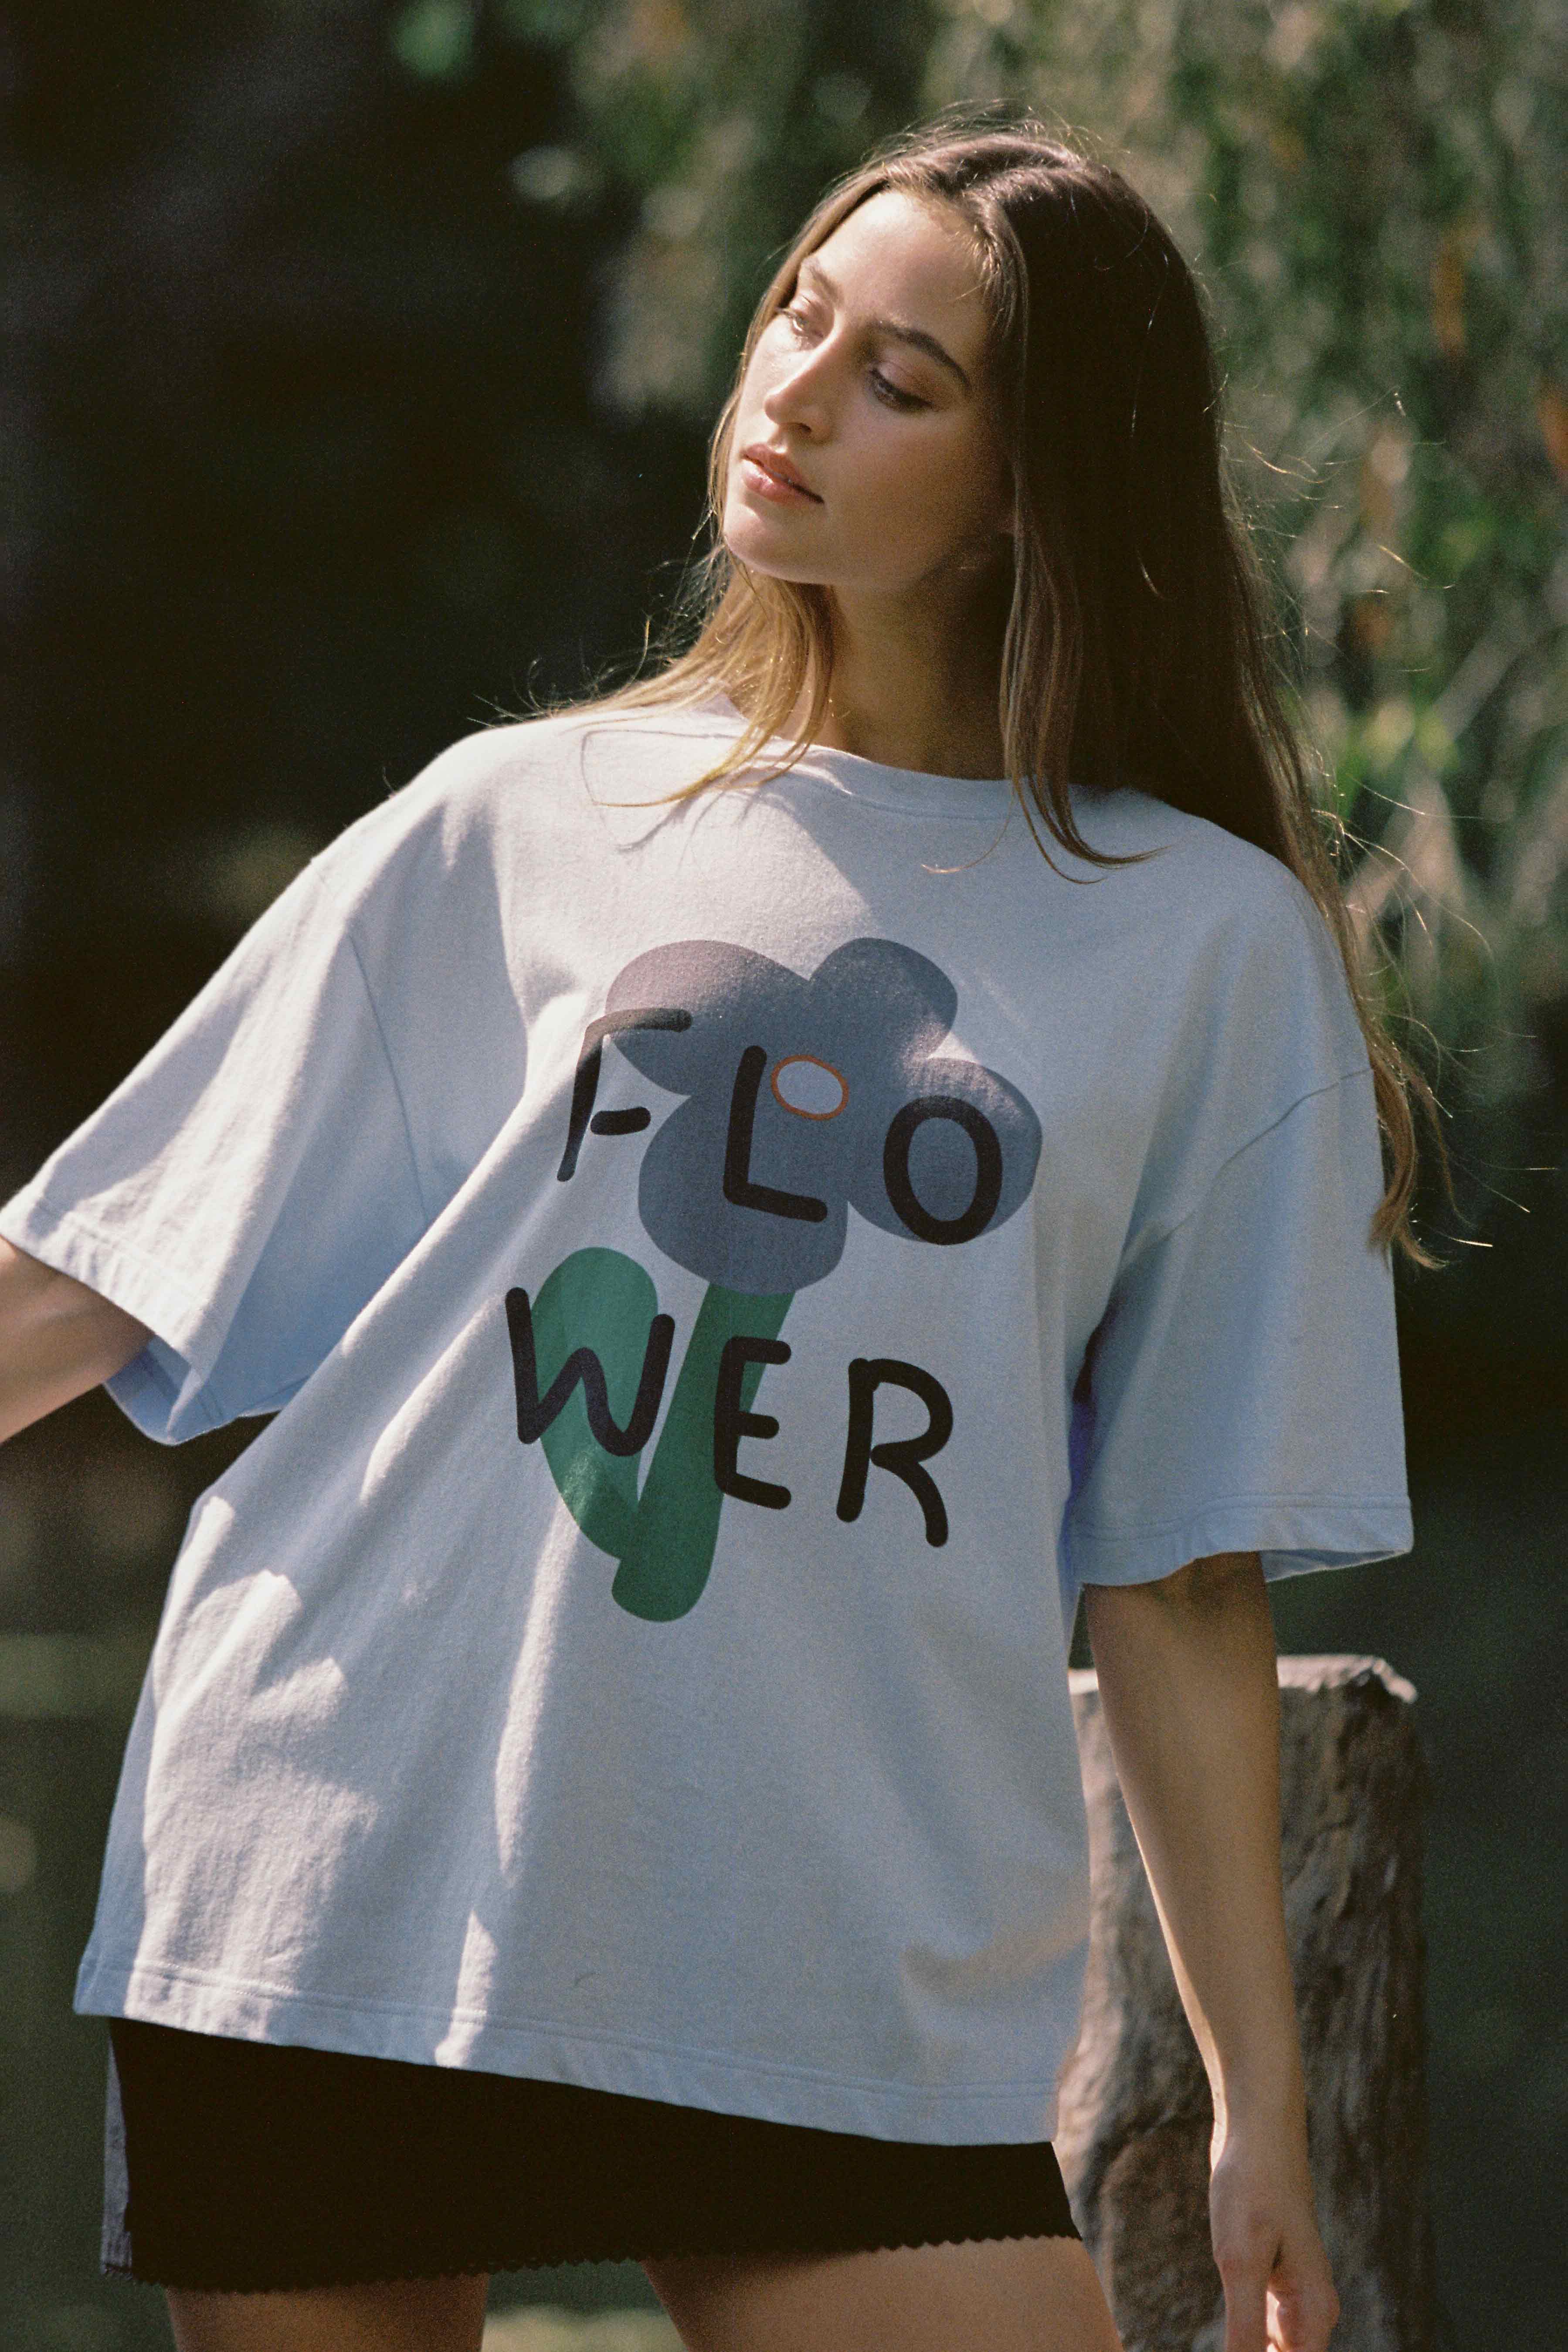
xmin=1082 ymin=1551 xmax=1340 ymax=2352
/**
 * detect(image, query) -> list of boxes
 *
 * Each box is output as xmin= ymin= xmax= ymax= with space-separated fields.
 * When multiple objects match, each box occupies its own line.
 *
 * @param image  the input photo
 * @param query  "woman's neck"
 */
xmin=788 ymin=585 xmax=1008 ymax=781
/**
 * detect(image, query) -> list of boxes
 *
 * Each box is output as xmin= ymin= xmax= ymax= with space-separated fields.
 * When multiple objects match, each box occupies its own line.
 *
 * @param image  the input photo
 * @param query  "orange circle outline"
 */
xmin=770 ymin=1052 xmax=849 ymax=1120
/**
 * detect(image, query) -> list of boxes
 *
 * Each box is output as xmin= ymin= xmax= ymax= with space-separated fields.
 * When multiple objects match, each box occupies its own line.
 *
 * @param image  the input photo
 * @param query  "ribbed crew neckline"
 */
xmin=685 ymin=693 xmax=1016 ymax=821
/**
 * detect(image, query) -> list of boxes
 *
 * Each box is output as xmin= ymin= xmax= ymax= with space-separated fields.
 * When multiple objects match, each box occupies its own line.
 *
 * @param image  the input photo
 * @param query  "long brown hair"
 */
xmin=573 ymin=117 xmax=1434 ymax=1259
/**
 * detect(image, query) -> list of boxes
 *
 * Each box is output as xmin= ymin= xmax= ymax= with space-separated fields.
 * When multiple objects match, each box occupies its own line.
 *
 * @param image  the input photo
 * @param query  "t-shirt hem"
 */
xmin=74 ymin=1958 xmax=1064 ymax=2147
xmin=1066 ymin=1495 xmax=1414 ymax=1588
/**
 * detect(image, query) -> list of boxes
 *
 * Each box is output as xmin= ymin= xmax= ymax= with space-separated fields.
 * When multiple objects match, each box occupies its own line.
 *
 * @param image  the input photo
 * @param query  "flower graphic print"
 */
xmin=508 ymin=938 xmax=1042 ymax=1621
xmin=605 ymin=938 xmax=1041 ymax=1293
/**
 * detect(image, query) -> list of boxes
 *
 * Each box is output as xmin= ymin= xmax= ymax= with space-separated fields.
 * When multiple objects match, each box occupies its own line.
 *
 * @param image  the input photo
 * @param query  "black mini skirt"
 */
xmin=105 ymin=2019 xmax=1079 ymax=2291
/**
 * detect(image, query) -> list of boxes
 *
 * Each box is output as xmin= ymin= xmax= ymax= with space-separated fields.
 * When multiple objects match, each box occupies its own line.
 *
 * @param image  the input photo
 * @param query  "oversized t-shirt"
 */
xmin=0 ymin=697 xmax=1412 ymax=2144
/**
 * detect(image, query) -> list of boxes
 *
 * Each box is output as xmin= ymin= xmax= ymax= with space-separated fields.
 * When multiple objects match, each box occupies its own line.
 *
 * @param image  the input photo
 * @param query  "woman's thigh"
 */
xmin=644 ymin=2236 xmax=1123 ymax=2352
xmin=164 ymin=2273 xmax=490 ymax=2352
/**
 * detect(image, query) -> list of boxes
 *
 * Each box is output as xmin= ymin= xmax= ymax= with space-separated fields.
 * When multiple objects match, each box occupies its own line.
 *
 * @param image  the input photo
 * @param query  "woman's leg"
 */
xmin=165 ymin=2274 xmax=490 ymax=2352
xmin=645 ymin=2237 xmax=1123 ymax=2352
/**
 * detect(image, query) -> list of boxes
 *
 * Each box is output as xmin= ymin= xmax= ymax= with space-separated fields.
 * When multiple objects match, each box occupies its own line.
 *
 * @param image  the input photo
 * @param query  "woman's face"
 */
xmin=721 ymin=190 xmax=1012 ymax=600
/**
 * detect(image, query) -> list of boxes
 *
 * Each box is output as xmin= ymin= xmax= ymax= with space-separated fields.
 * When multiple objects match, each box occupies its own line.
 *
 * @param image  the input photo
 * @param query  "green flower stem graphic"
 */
xmin=612 ymin=1280 xmax=792 ymax=1623
xmin=532 ymin=1247 xmax=653 ymax=1559
xmin=524 ymin=1250 xmax=793 ymax=1622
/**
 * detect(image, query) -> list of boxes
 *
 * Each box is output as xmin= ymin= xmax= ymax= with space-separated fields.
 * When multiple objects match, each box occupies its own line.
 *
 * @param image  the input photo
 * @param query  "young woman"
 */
xmin=0 ymin=121 xmax=1418 ymax=2352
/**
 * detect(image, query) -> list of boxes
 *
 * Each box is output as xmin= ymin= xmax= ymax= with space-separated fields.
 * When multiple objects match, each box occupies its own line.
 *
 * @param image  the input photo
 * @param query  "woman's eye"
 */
xmin=870 ymin=370 xmax=925 ymax=411
xmin=772 ymin=308 xmax=926 ymax=410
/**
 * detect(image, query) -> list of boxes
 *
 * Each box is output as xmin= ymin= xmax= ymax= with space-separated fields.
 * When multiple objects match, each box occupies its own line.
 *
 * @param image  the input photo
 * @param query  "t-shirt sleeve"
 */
xmin=1062 ymin=1057 xmax=1412 ymax=1600
xmin=0 ymin=861 xmax=430 ymax=1442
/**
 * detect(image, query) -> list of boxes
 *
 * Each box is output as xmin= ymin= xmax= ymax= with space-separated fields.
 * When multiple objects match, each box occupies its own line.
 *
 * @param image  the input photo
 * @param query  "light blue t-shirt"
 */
xmin=0 ymin=699 xmax=1410 ymax=2143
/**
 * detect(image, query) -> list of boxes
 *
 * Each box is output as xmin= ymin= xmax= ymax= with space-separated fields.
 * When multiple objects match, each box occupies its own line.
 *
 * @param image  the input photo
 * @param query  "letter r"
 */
xmin=835 ymin=1358 xmax=953 ymax=1547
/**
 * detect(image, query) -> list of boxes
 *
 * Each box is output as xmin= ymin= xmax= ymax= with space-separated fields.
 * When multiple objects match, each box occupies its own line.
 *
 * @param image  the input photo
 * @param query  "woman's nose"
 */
xmin=762 ymin=353 xmax=832 ymax=438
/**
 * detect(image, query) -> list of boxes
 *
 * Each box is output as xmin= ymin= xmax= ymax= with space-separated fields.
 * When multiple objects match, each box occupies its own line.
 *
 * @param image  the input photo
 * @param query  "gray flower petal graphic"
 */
xmin=606 ymin=938 xmax=1042 ymax=1296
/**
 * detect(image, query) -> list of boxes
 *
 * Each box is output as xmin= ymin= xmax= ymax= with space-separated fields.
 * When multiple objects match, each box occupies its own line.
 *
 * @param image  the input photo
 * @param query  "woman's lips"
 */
xmin=739 ymin=445 xmax=821 ymax=504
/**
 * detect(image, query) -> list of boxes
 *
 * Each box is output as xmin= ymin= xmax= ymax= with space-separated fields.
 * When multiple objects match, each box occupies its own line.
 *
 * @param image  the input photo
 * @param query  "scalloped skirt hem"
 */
xmin=104 ymin=2021 xmax=1079 ymax=2292
xmin=106 ymin=2225 xmax=1074 ymax=2295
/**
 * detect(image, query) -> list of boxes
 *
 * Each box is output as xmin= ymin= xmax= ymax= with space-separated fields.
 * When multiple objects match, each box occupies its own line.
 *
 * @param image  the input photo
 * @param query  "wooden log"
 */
xmin=1056 ymin=1657 xmax=1436 ymax=2352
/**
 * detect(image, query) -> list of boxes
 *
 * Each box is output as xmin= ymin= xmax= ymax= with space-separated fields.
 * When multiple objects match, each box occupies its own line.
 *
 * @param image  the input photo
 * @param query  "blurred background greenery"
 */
xmin=0 ymin=2 xmax=1562 ymax=2346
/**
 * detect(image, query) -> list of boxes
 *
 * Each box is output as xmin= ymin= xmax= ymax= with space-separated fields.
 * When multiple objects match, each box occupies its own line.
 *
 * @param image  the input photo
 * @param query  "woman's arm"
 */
xmin=1083 ymin=1552 xmax=1339 ymax=2352
xmin=0 ymin=1236 xmax=152 ymax=1445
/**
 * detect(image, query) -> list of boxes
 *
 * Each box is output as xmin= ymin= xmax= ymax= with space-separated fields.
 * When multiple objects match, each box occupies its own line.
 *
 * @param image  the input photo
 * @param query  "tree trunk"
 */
xmin=1057 ymin=1656 xmax=1436 ymax=2352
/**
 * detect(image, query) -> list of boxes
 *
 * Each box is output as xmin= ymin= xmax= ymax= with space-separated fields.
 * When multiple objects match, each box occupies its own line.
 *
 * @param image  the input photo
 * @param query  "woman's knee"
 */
xmin=644 ymin=2234 xmax=1122 ymax=2352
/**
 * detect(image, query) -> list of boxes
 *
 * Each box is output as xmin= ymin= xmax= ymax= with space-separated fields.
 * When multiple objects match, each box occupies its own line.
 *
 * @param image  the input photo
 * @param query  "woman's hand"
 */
xmin=0 ymin=1236 xmax=151 ymax=1444
xmin=1208 ymin=2118 xmax=1340 ymax=2352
